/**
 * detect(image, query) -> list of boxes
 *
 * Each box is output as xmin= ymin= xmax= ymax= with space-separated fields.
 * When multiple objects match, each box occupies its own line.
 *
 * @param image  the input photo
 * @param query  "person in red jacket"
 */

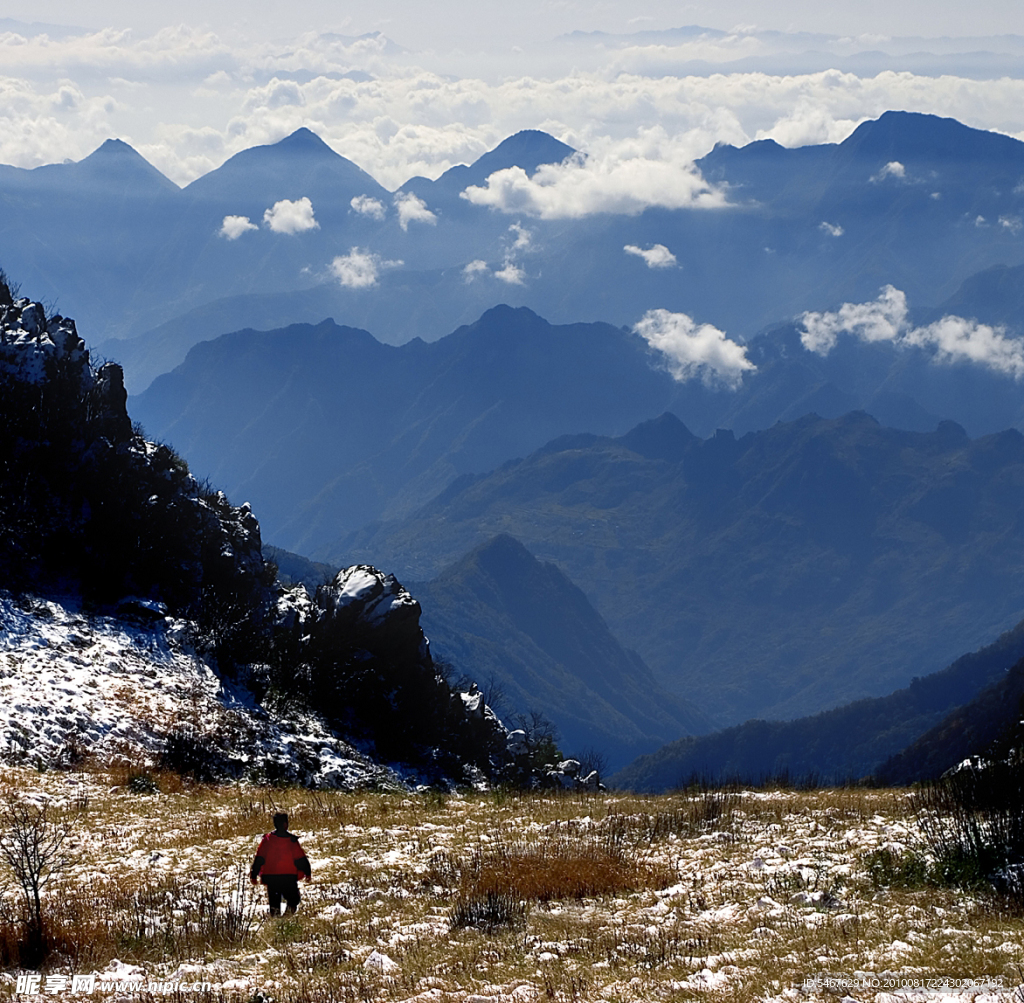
xmin=250 ymin=812 xmax=311 ymax=916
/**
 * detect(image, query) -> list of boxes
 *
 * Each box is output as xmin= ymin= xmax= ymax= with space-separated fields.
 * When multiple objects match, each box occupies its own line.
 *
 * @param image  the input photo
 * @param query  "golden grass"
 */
xmin=458 ymin=835 xmax=674 ymax=905
xmin=0 ymin=770 xmax=1018 ymax=1002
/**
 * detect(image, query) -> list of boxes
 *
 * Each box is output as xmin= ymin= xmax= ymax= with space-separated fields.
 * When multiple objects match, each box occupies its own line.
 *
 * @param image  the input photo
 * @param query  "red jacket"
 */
xmin=250 ymin=831 xmax=311 ymax=881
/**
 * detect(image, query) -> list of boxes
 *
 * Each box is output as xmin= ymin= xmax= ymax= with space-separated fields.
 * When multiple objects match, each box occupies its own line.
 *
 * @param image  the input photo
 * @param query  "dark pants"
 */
xmin=263 ymin=875 xmax=300 ymax=916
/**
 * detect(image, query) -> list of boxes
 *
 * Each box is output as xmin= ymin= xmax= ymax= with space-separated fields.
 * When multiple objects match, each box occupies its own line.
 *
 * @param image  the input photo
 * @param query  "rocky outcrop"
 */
xmin=0 ymin=279 xmax=275 ymax=666
xmin=316 ymin=565 xmax=430 ymax=663
xmin=264 ymin=565 xmax=514 ymax=780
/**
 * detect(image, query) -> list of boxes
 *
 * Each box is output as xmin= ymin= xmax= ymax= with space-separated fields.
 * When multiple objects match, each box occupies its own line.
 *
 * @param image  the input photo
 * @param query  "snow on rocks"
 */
xmin=323 ymin=565 xmax=421 ymax=629
xmin=0 ymin=590 xmax=395 ymax=788
xmin=544 ymin=757 xmax=603 ymax=791
xmin=98 ymin=960 xmax=145 ymax=983
xmin=0 ymin=298 xmax=89 ymax=388
xmin=363 ymin=949 xmax=400 ymax=974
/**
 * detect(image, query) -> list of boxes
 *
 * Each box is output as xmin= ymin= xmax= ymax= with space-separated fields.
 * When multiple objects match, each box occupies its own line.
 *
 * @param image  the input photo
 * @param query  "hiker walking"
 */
xmin=250 ymin=812 xmax=311 ymax=915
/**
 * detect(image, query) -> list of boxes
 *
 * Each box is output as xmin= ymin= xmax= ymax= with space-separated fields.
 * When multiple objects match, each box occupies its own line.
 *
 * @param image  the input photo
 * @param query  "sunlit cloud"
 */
xmin=634 ymin=308 xmax=755 ymax=389
xmin=350 ymin=194 xmax=386 ymax=219
xmin=800 ymin=286 xmax=1024 ymax=378
xmin=393 ymin=191 xmax=437 ymax=230
xmin=263 ymin=196 xmax=319 ymax=234
xmin=219 ymin=214 xmax=258 ymax=239
xmin=329 ymin=247 xmax=402 ymax=288
xmin=462 ymin=259 xmax=489 ymax=281
xmin=462 ymin=133 xmax=725 ymax=218
xmin=493 ymin=259 xmax=526 ymax=284
xmin=508 ymin=222 xmax=532 ymax=250
xmin=871 ymin=160 xmax=906 ymax=182
xmin=624 ymin=243 xmax=677 ymax=268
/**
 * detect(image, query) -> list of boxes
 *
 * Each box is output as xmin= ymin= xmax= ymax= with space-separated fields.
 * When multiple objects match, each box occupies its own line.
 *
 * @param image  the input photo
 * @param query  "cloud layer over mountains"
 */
xmin=5 ymin=16 xmax=1024 ymax=199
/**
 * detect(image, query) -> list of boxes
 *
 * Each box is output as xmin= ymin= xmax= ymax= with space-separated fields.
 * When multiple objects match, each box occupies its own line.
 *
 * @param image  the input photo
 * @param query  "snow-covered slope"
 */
xmin=0 ymin=591 xmax=394 ymax=788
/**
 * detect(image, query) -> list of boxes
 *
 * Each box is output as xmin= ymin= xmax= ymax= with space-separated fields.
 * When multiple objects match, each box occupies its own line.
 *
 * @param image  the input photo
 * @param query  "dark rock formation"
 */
xmin=261 ymin=565 xmax=512 ymax=779
xmin=0 ymin=278 xmax=275 ymax=669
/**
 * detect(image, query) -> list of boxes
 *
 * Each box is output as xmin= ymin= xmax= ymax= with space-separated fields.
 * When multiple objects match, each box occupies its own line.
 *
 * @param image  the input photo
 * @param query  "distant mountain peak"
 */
xmin=618 ymin=412 xmax=697 ymax=462
xmin=183 ymin=124 xmax=386 ymax=198
xmin=75 ymin=137 xmax=179 ymax=191
xmin=401 ymin=130 xmax=576 ymax=199
xmin=80 ymin=137 xmax=152 ymax=165
xmin=455 ymin=304 xmax=549 ymax=339
xmin=841 ymin=109 xmax=1024 ymax=161
xmin=474 ymin=130 xmax=576 ymax=177
xmin=271 ymin=127 xmax=339 ymax=156
xmin=93 ymin=138 xmax=136 ymax=155
xmin=467 ymin=532 xmax=535 ymax=566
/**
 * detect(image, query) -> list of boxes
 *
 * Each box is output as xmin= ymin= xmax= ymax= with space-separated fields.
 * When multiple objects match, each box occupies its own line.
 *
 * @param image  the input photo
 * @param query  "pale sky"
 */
xmin=8 ymin=1 xmax=1024 ymax=45
xmin=2 ymin=1 xmax=1024 ymax=189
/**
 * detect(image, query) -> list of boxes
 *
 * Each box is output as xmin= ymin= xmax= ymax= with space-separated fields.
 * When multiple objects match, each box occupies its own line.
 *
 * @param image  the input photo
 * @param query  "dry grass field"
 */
xmin=0 ymin=767 xmax=1021 ymax=1002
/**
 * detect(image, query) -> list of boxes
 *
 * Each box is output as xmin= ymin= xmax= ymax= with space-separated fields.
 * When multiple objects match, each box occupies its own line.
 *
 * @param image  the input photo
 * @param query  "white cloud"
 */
xmin=871 ymin=160 xmax=906 ymax=181
xmin=800 ymin=285 xmax=1024 ymax=378
xmin=461 ymin=132 xmax=726 ymax=218
xmin=8 ymin=26 xmax=1024 ymax=197
xmin=634 ymin=308 xmax=755 ymax=389
xmin=819 ymin=221 xmax=844 ymax=237
xmin=624 ymin=243 xmax=678 ymax=268
xmin=393 ymin=192 xmax=437 ymax=230
xmin=462 ymin=259 xmax=489 ymax=281
xmin=219 ymin=214 xmax=258 ymax=239
xmin=494 ymin=259 xmax=526 ymax=285
xmin=329 ymin=247 xmax=402 ymax=289
xmin=350 ymin=194 xmax=386 ymax=219
xmin=800 ymin=285 xmax=908 ymax=355
xmin=1000 ymin=215 xmax=1023 ymax=233
xmin=508 ymin=222 xmax=532 ymax=250
xmin=906 ymin=316 xmax=1024 ymax=378
xmin=263 ymin=196 xmax=319 ymax=234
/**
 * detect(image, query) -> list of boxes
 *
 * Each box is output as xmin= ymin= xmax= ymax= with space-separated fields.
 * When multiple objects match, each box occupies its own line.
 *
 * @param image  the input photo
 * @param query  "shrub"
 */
xmin=125 ymin=772 xmax=159 ymax=795
xmin=863 ymin=846 xmax=930 ymax=889
xmin=911 ymin=754 xmax=1024 ymax=900
xmin=448 ymin=833 xmax=674 ymax=932
xmin=449 ymin=891 xmax=528 ymax=932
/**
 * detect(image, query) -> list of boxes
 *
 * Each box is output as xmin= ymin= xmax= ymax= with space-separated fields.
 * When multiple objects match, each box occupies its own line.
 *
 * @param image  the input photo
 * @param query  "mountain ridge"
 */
xmin=5 ymin=110 xmax=1024 ymax=350
xmin=338 ymin=408 xmax=1024 ymax=728
xmin=609 ymin=615 xmax=1024 ymax=790
xmin=413 ymin=533 xmax=711 ymax=770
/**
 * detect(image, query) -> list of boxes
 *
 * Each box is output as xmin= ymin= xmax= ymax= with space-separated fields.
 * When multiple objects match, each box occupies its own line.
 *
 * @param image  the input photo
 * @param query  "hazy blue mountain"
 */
xmin=875 ymin=656 xmax=1024 ymax=786
xmin=0 ymin=140 xmax=180 ymax=335
xmin=3 ymin=126 xmax=577 ymax=349
xmin=667 ymin=317 xmax=1024 ymax=440
xmin=9 ymin=111 xmax=1024 ymax=375
xmin=399 ymin=130 xmax=576 ymax=213
xmin=609 ymin=617 xmax=1024 ymax=790
xmin=263 ymin=533 xmax=710 ymax=768
xmin=136 ymin=128 xmax=393 ymax=323
xmin=339 ymin=410 xmax=1024 ymax=728
xmin=411 ymin=534 xmax=711 ymax=771
xmin=132 ymin=296 xmax=1024 ymax=562
xmin=924 ymin=262 xmax=1024 ymax=329
xmin=263 ymin=544 xmax=338 ymax=593
xmin=131 ymin=306 xmax=685 ymax=548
